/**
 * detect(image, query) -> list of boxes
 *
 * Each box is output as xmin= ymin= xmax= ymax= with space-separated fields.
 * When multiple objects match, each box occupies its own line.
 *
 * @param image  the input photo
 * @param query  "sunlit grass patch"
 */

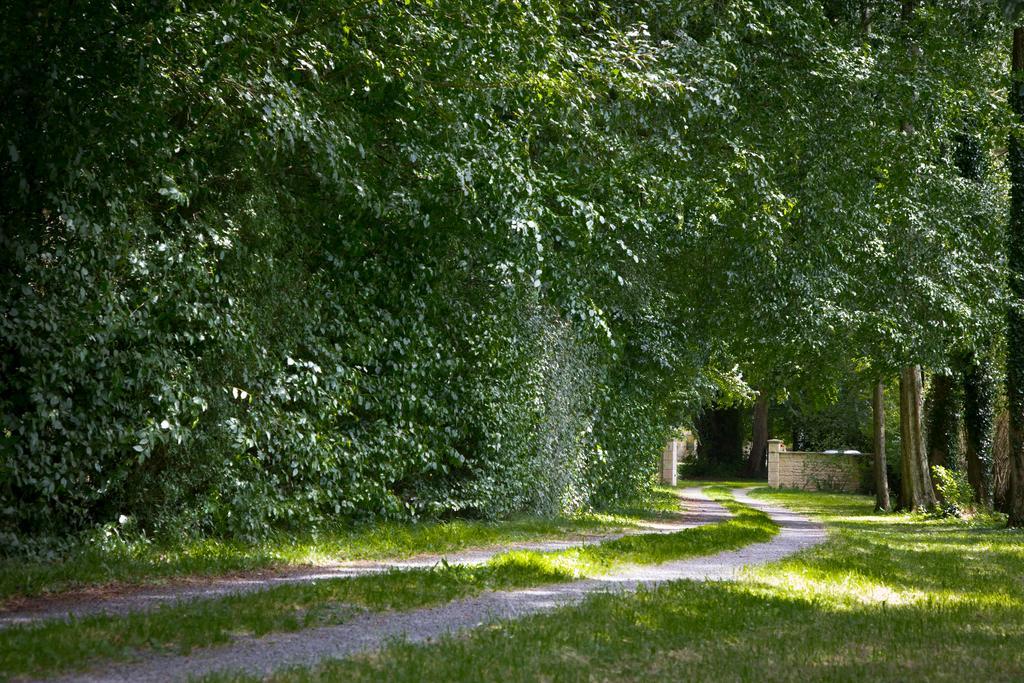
xmin=495 ymin=489 xmax=776 ymax=578
xmin=738 ymin=489 xmax=1024 ymax=617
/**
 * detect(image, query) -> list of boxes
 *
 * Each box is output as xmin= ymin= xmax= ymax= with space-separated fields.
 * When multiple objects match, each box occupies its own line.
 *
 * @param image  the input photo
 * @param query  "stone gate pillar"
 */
xmin=767 ymin=439 xmax=783 ymax=488
xmin=661 ymin=440 xmax=678 ymax=486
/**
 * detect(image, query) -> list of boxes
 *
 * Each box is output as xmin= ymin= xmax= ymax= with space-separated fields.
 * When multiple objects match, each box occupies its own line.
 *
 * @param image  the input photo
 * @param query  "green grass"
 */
xmin=201 ymin=486 xmax=1024 ymax=682
xmin=510 ymin=486 xmax=776 ymax=577
xmin=0 ymin=487 xmax=777 ymax=679
xmin=0 ymin=487 xmax=683 ymax=604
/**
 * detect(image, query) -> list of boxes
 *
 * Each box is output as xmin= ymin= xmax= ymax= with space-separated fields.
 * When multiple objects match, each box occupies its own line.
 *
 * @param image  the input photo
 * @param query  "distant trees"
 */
xmin=694 ymin=405 xmax=745 ymax=474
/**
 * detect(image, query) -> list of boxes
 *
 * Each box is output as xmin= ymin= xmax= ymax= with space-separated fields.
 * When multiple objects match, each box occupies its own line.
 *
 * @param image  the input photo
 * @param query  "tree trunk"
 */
xmin=900 ymin=365 xmax=937 ymax=511
xmin=872 ymin=381 xmax=890 ymax=512
xmin=892 ymin=4 xmax=935 ymax=513
xmin=858 ymin=0 xmax=871 ymax=35
xmin=951 ymin=106 xmax=991 ymax=505
xmin=994 ymin=409 xmax=1012 ymax=513
xmin=748 ymin=391 xmax=769 ymax=477
xmin=962 ymin=351 xmax=994 ymax=505
xmin=1007 ymin=26 xmax=1024 ymax=527
xmin=925 ymin=371 xmax=959 ymax=472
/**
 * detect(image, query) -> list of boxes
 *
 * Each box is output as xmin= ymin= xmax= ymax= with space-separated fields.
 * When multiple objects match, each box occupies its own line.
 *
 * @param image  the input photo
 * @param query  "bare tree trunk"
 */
xmin=899 ymin=368 xmax=912 ymax=507
xmin=748 ymin=391 xmax=769 ymax=477
xmin=873 ymin=381 xmax=890 ymax=511
xmin=900 ymin=365 xmax=937 ymax=511
xmin=1007 ymin=26 xmax=1024 ymax=527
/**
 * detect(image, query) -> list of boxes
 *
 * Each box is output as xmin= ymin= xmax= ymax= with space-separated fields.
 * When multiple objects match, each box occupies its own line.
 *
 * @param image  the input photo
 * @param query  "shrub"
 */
xmin=932 ymin=466 xmax=977 ymax=518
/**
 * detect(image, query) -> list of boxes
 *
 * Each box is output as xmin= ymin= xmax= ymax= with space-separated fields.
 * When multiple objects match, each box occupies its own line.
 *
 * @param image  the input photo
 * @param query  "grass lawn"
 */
xmin=204 ymin=487 xmax=1024 ymax=682
xmin=0 ymin=488 xmax=776 ymax=679
xmin=0 ymin=488 xmax=685 ymax=604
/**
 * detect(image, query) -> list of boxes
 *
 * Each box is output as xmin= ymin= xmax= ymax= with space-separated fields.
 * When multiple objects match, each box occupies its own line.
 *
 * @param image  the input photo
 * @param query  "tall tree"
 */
xmin=926 ymin=371 xmax=960 ymax=472
xmin=1006 ymin=25 xmax=1024 ymax=527
xmin=900 ymin=365 xmax=938 ymax=510
xmin=894 ymin=0 xmax=937 ymax=512
xmin=953 ymin=127 xmax=996 ymax=505
xmin=873 ymin=380 xmax=891 ymax=511
xmin=962 ymin=351 xmax=995 ymax=504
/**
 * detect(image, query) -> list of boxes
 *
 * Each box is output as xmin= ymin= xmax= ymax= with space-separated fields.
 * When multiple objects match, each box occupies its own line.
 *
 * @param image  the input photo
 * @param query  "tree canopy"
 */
xmin=0 ymin=0 xmax=1014 ymax=544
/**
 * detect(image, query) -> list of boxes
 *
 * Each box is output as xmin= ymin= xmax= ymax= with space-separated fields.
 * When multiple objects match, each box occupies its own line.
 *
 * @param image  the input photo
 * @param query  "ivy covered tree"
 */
xmin=926 ymin=371 xmax=961 ymax=472
xmin=962 ymin=351 xmax=996 ymax=504
xmin=1007 ymin=23 xmax=1024 ymax=528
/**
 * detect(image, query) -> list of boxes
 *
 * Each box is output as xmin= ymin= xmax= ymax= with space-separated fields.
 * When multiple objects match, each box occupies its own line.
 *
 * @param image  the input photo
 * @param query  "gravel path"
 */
xmin=1 ymin=488 xmax=722 ymax=629
xmin=50 ymin=488 xmax=826 ymax=683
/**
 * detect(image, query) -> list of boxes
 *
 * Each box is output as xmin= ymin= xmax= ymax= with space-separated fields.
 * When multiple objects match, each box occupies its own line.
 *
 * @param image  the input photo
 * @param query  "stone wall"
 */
xmin=767 ymin=440 xmax=864 ymax=493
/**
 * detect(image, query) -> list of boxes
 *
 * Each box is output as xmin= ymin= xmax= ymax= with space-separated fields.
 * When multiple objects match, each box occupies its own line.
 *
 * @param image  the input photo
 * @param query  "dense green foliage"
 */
xmin=0 ymin=1 xmax=1010 ymax=545
xmin=777 ymin=381 xmax=875 ymax=454
xmin=931 ymin=464 xmax=978 ymax=516
xmin=2 ymin=1 xmax=697 ymax=542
